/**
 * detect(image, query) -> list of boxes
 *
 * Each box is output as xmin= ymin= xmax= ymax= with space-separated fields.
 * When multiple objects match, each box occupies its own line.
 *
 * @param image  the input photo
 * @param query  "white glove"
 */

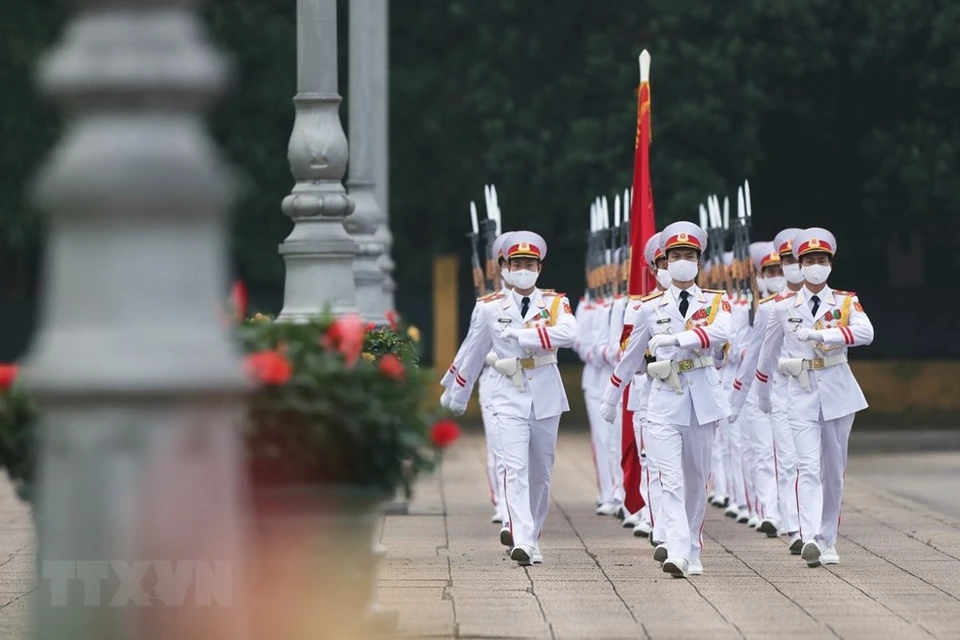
xmin=795 ymin=328 xmax=824 ymax=342
xmin=758 ymin=393 xmax=773 ymax=415
xmin=728 ymin=405 xmax=741 ymax=423
xmin=600 ymin=401 xmax=618 ymax=424
xmin=648 ymin=333 xmax=679 ymax=353
xmin=500 ymin=328 xmax=519 ymax=342
xmin=448 ymin=397 xmax=468 ymax=416
xmin=439 ymin=388 xmax=451 ymax=409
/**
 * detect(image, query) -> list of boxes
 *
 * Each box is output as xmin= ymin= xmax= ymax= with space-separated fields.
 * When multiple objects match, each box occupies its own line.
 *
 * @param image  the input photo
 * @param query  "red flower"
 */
xmin=378 ymin=354 xmax=405 ymax=380
xmin=385 ymin=310 xmax=399 ymax=330
xmin=0 ymin=364 xmax=18 ymax=391
xmin=230 ymin=280 xmax=248 ymax=322
xmin=245 ymin=351 xmax=292 ymax=385
xmin=430 ymin=419 xmax=461 ymax=448
xmin=365 ymin=322 xmax=377 ymax=333
xmin=322 ymin=315 xmax=366 ymax=367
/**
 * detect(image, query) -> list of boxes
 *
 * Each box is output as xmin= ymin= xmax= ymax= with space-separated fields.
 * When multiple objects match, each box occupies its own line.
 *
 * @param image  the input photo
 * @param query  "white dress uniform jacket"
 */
xmin=448 ymin=288 xmax=577 ymax=420
xmin=756 ymin=286 xmax=874 ymax=422
xmin=603 ymin=286 xmax=732 ymax=426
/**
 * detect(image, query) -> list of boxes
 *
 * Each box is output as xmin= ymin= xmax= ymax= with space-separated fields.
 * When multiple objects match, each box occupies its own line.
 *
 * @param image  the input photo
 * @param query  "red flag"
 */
xmin=629 ymin=52 xmax=657 ymax=296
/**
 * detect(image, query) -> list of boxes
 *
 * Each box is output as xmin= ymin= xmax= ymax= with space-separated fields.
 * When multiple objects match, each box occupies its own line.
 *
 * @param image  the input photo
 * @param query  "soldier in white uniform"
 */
xmin=444 ymin=232 xmax=577 ymax=566
xmin=441 ymin=232 xmax=516 ymax=545
xmin=622 ymin=232 xmax=671 ymax=541
xmin=579 ymin=294 xmax=619 ymax=515
xmin=573 ymin=295 xmax=607 ymax=509
xmin=730 ymin=242 xmax=785 ymax=538
xmin=730 ymin=228 xmax=804 ymax=553
xmin=597 ymin=291 xmax=627 ymax=517
xmin=599 ymin=221 xmax=731 ymax=578
xmin=756 ymin=227 xmax=874 ymax=567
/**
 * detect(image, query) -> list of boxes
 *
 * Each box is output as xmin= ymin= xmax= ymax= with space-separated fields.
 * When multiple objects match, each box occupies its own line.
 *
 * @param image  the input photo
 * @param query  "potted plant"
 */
xmin=238 ymin=309 xmax=459 ymax=638
xmin=0 ymin=365 xmax=36 ymax=505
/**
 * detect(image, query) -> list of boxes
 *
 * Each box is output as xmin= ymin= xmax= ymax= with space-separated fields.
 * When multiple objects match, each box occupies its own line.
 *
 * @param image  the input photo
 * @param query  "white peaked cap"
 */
xmin=493 ymin=232 xmax=515 ymax=261
xmin=505 ymin=230 xmax=547 ymax=261
xmin=792 ymin=227 xmax=838 ymax=259
xmin=643 ymin=232 xmax=663 ymax=266
xmin=659 ymin=221 xmax=707 ymax=254
xmin=750 ymin=241 xmax=779 ymax=272
xmin=774 ymin=227 xmax=803 ymax=256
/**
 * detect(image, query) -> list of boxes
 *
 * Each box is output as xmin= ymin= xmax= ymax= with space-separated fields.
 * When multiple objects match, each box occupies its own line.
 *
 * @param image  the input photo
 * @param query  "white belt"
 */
xmin=777 ymin=353 xmax=848 ymax=391
xmin=647 ymin=356 xmax=712 ymax=394
xmin=489 ymin=353 xmax=558 ymax=389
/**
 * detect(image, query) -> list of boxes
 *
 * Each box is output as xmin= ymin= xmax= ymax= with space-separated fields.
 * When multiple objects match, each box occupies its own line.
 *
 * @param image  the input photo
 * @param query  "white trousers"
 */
xmin=744 ymin=398 xmax=778 ymax=522
xmin=480 ymin=400 xmax=508 ymax=524
xmin=646 ymin=417 xmax=717 ymax=562
xmin=584 ymin=391 xmax=616 ymax=504
xmin=634 ymin=411 xmax=664 ymax=542
xmin=726 ymin=417 xmax=748 ymax=509
xmin=792 ymin=413 xmax=855 ymax=547
xmin=771 ymin=406 xmax=800 ymax=534
xmin=710 ymin=422 xmax=729 ymax=498
xmin=497 ymin=409 xmax=561 ymax=548
xmin=609 ymin=396 xmax=625 ymax=507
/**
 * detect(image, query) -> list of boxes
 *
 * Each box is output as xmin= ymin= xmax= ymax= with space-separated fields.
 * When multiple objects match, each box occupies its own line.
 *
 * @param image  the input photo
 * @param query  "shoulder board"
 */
xmin=833 ymin=289 xmax=856 ymax=297
xmin=759 ymin=294 xmax=778 ymax=305
xmin=640 ymin=291 xmax=664 ymax=302
xmin=628 ymin=294 xmax=645 ymax=300
xmin=540 ymin=289 xmax=555 ymax=294
xmin=477 ymin=292 xmax=505 ymax=303
xmin=542 ymin=290 xmax=564 ymax=297
xmin=775 ymin=292 xmax=797 ymax=301
xmin=702 ymin=288 xmax=726 ymax=295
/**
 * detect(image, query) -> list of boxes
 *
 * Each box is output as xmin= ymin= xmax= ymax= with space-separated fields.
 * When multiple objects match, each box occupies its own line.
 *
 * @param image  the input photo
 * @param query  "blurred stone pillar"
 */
xmin=370 ymin=0 xmax=396 ymax=307
xmin=347 ymin=0 xmax=387 ymax=324
xmin=26 ymin=2 xmax=250 ymax=639
xmin=278 ymin=0 xmax=359 ymax=321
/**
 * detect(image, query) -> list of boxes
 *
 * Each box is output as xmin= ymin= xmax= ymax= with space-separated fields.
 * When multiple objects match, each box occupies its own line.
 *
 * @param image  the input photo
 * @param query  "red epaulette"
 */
xmin=775 ymin=291 xmax=797 ymax=301
xmin=833 ymin=289 xmax=856 ymax=297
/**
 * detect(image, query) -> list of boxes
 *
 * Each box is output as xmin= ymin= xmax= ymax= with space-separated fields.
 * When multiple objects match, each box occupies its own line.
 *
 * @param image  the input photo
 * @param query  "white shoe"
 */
xmin=688 ymin=559 xmax=703 ymax=576
xmin=511 ymin=544 xmax=534 ymax=566
xmin=788 ymin=532 xmax=803 ymax=555
xmin=711 ymin=494 xmax=729 ymax=508
xmin=801 ymin=541 xmax=822 ymax=567
xmin=653 ymin=544 xmax=668 ymax=564
xmin=596 ymin=502 xmax=619 ymax=516
xmin=491 ymin=512 xmax=502 ymax=524
xmin=725 ymin=504 xmax=740 ymax=518
xmin=821 ymin=547 xmax=839 ymax=565
xmin=532 ymin=543 xmax=543 ymax=564
xmin=662 ymin=557 xmax=689 ymax=578
xmin=633 ymin=520 xmax=652 ymax=538
xmin=758 ymin=518 xmax=780 ymax=537
xmin=747 ymin=514 xmax=760 ymax=528
xmin=623 ymin=512 xmax=641 ymax=528
xmin=737 ymin=508 xmax=751 ymax=524
xmin=500 ymin=527 xmax=513 ymax=548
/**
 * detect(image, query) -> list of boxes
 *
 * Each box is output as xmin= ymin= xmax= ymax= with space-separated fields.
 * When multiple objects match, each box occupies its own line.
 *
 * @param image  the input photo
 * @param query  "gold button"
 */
xmin=528 ymin=376 xmax=533 ymax=381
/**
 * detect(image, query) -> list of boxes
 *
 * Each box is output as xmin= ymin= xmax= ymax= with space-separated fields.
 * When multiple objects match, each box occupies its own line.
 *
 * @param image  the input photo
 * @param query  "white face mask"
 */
xmin=755 ymin=276 xmax=768 ymax=296
xmin=801 ymin=264 xmax=831 ymax=286
xmin=500 ymin=267 xmax=514 ymax=287
xmin=667 ymin=259 xmax=699 ymax=283
xmin=656 ymin=268 xmax=672 ymax=290
xmin=511 ymin=268 xmax=539 ymax=290
xmin=783 ymin=263 xmax=804 ymax=284
xmin=764 ymin=275 xmax=787 ymax=294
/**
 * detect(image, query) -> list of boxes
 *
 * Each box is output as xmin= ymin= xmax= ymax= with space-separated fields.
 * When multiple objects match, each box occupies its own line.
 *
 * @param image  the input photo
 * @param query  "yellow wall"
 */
xmin=429 ymin=362 xmax=960 ymax=426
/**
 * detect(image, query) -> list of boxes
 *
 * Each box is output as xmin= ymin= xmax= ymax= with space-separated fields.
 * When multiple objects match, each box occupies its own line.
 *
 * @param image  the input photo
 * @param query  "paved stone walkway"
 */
xmin=0 ymin=434 xmax=957 ymax=638
xmin=376 ymin=433 xmax=960 ymax=640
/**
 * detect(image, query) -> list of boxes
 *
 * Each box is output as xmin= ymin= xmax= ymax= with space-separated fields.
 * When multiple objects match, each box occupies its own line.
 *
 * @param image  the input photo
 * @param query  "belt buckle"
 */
xmin=809 ymin=357 xmax=825 ymax=370
xmin=518 ymin=357 xmax=535 ymax=369
xmin=677 ymin=359 xmax=694 ymax=373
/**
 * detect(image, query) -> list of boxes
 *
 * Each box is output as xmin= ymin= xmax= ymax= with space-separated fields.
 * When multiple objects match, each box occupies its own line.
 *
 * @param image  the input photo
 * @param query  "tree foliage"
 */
xmin=1 ymin=0 xmax=957 ymax=298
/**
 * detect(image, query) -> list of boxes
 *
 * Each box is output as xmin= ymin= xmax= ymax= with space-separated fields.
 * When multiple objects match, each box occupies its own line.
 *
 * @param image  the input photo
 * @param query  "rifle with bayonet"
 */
xmin=468 ymin=201 xmax=487 ymax=298
xmin=619 ymin=188 xmax=631 ymax=294
xmin=735 ymin=180 xmax=757 ymax=324
xmin=480 ymin=185 xmax=498 ymax=293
